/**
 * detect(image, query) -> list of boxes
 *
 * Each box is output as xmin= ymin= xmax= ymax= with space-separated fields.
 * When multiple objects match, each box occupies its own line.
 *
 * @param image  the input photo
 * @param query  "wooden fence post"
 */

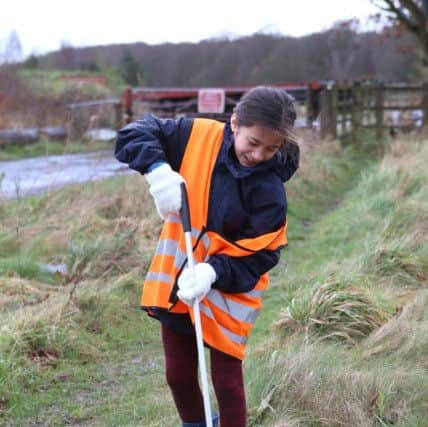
xmin=375 ymin=83 xmax=385 ymax=141
xmin=331 ymin=85 xmax=337 ymax=139
xmin=123 ymin=87 xmax=133 ymax=125
xmin=352 ymin=82 xmax=362 ymax=137
xmin=337 ymin=85 xmax=344 ymax=136
xmin=340 ymin=85 xmax=349 ymax=136
xmin=114 ymin=102 xmax=123 ymax=130
xmin=340 ymin=85 xmax=346 ymax=136
xmin=306 ymin=83 xmax=314 ymax=127
xmin=66 ymin=106 xmax=76 ymax=143
xmin=320 ymin=90 xmax=328 ymax=139
xmin=422 ymin=82 xmax=428 ymax=130
xmin=320 ymin=83 xmax=337 ymax=140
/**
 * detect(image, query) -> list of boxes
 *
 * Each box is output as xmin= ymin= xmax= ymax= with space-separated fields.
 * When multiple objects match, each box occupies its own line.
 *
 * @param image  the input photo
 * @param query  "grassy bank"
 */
xmin=246 ymin=138 xmax=427 ymax=426
xmin=0 ymin=67 xmax=124 ymax=159
xmin=0 ymin=135 xmax=427 ymax=426
xmin=0 ymin=140 xmax=114 ymax=161
xmin=17 ymin=69 xmax=126 ymax=99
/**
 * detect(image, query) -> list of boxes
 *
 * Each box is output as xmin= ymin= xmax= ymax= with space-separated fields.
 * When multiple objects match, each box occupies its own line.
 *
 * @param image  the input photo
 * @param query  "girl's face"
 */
xmin=231 ymin=114 xmax=284 ymax=167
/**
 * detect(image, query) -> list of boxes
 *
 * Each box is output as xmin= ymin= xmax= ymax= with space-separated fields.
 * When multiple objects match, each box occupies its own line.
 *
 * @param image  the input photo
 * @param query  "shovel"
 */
xmin=180 ymin=183 xmax=213 ymax=427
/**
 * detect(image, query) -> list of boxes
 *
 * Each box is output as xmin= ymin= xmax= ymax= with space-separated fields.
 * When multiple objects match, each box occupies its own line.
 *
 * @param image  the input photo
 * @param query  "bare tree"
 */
xmin=371 ymin=0 xmax=428 ymax=67
xmin=1 ymin=30 xmax=23 ymax=63
xmin=57 ymin=40 xmax=77 ymax=69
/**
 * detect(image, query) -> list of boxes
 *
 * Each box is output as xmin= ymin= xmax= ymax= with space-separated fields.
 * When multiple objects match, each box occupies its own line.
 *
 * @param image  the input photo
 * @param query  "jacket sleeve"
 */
xmin=209 ymin=247 xmax=282 ymax=293
xmin=114 ymin=114 xmax=193 ymax=173
xmin=209 ymin=182 xmax=287 ymax=294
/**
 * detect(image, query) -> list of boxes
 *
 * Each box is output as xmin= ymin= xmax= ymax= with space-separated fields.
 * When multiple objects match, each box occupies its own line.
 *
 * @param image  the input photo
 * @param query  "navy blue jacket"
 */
xmin=115 ymin=115 xmax=299 ymax=331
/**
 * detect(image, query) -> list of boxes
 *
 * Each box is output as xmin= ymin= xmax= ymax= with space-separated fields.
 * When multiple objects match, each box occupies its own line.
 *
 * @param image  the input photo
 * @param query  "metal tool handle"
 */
xmin=180 ymin=183 xmax=192 ymax=233
xmin=180 ymin=183 xmax=213 ymax=427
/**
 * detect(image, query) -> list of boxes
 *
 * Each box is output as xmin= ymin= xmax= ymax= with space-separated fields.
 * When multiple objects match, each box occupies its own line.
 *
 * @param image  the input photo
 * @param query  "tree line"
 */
xmin=3 ymin=1 xmax=427 ymax=87
xmin=31 ymin=23 xmax=421 ymax=87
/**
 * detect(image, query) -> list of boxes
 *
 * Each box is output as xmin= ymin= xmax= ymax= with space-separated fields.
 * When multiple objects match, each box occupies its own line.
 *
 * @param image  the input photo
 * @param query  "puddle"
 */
xmin=38 ymin=263 xmax=68 ymax=276
xmin=0 ymin=150 xmax=134 ymax=199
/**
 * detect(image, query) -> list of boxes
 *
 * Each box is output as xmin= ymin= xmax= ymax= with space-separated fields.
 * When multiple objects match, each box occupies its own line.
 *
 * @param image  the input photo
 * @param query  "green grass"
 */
xmin=0 ymin=136 xmax=427 ymax=426
xmin=17 ymin=68 xmax=126 ymax=98
xmin=0 ymin=140 xmax=114 ymax=161
xmin=0 ymin=256 xmax=61 ymax=284
xmin=245 ymin=137 xmax=427 ymax=426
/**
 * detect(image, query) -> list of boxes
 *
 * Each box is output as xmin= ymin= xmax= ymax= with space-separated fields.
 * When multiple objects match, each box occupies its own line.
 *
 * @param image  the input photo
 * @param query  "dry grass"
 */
xmin=1 ymin=173 xmax=160 ymax=272
xmin=249 ymin=330 xmax=427 ymax=426
xmin=0 ymin=174 xmax=158 ymax=361
xmin=249 ymin=137 xmax=428 ymax=426
xmin=2 ymin=134 xmax=427 ymax=425
xmin=0 ymin=276 xmax=59 ymax=312
xmin=0 ymin=269 xmax=145 ymax=363
xmin=274 ymin=280 xmax=389 ymax=344
xmin=361 ymin=290 xmax=428 ymax=367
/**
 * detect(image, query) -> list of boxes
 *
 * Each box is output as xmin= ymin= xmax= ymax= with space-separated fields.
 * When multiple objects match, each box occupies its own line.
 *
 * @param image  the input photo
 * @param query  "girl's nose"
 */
xmin=252 ymin=150 xmax=265 ymax=162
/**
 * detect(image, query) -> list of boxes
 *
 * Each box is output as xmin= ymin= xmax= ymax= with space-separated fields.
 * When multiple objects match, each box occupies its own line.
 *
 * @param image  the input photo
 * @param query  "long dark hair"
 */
xmin=233 ymin=85 xmax=299 ymax=160
xmin=234 ymin=86 xmax=296 ymax=134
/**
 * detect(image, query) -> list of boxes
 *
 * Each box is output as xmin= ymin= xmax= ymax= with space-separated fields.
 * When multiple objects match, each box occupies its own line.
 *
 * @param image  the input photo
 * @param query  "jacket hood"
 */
xmin=221 ymin=123 xmax=299 ymax=182
xmin=274 ymin=139 xmax=300 ymax=182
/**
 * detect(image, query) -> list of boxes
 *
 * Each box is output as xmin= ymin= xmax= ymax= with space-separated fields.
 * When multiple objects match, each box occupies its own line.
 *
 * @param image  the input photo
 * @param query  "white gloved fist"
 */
xmin=145 ymin=163 xmax=185 ymax=219
xmin=177 ymin=263 xmax=217 ymax=306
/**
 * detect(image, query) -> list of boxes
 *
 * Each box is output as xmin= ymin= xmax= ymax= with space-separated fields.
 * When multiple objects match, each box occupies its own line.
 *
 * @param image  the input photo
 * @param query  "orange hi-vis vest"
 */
xmin=141 ymin=118 xmax=287 ymax=360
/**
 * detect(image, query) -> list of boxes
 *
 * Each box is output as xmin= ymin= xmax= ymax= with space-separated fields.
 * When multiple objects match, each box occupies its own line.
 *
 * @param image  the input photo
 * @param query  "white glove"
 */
xmin=145 ymin=163 xmax=185 ymax=219
xmin=177 ymin=263 xmax=217 ymax=306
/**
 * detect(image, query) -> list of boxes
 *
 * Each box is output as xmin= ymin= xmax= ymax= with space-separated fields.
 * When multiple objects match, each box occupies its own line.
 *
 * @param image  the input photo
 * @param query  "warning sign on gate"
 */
xmin=197 ymin=89 xmax=225 ymax=114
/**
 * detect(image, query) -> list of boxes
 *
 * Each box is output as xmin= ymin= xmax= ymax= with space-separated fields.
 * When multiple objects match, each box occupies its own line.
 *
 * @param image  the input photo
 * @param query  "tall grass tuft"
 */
xmin=275 ymin=280 xmax=389 ymax=344
xmin=66 ymin=227 xmax=147 ymax=280
xmin=361 ymin=290 xmax=428 ymax=367
xmin=247 ymin=340 xmax=427 ymax=427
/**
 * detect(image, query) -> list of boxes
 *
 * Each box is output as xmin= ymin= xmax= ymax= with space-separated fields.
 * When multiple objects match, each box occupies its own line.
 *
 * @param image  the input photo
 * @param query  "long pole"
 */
xmin=180 ymin=183 xmax=213 ymax=427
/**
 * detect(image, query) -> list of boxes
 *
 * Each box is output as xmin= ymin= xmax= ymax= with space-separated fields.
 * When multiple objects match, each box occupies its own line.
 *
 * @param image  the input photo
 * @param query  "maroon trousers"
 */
xmin=161 ymin=324 xmax=247 ymax=427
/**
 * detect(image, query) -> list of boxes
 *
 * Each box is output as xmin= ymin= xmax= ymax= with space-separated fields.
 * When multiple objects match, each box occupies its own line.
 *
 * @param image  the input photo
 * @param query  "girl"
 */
xmin=115 ymin=86 xmax=299 ymax=427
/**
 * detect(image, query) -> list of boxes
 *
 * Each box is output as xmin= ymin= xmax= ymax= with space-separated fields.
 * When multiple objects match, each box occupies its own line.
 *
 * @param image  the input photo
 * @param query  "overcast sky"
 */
xmin=2 ymin=0 xmax=381 ymax=57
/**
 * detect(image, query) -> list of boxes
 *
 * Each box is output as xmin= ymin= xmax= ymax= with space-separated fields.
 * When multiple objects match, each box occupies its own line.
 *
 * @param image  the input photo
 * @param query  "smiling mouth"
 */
xmin=242 ymin=156 xmax=257 ymax=166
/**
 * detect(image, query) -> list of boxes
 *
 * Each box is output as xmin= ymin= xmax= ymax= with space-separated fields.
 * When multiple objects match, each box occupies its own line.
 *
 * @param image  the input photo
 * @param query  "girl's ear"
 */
xmin=230 ymin=113 xmax=238 ymax=133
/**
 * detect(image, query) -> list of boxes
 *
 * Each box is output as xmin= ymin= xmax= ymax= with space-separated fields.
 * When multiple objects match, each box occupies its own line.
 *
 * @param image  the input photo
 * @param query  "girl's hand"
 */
xmin=177 ymin=263 xmax=217 ymax=306
xmin=145 ymin=163 xmax=185 ymax=219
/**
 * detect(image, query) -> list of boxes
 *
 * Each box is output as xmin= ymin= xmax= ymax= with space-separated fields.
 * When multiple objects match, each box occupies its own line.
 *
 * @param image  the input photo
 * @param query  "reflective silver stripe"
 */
xmin=155 ymin=239 xmax=187 ymax=270
xmin=156 ymin=239 xmax=178 ymax=257
xmin=166 ymin=217 xmax=210 ymax=250
xmin=159 ymin=220 xmax=210 ymax=267
xmin=145 ymin=271 xmax=172 ymax=284
xmin=166 ymin=217 xmax=204 ymax=240
xmin=191 ymin=227 xmax=203 ymax=241
xmin=199 ymin=300 xmax=215 ymax=320
xmin=199 ymin=302 xmax=248 ymax=345
xmin=175 ymin=250 xmax=187 ymax=269
xmin=165 ymin=214 xmax=181 ymax=224
xmin=201 ymin=233 xmax=210 ymax=250
xmin=207 ymin=289 xmax=260 ymax=324
xmin=219 ymin=325 xmax=248 ymax=345
xmin=246 ymin=289 xmax=264 ymax=298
